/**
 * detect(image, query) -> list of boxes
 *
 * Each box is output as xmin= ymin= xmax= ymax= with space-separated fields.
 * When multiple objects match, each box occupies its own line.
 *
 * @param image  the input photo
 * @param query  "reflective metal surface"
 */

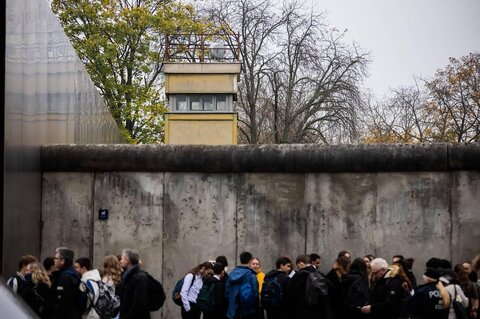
xmin=3 ymin=0 xmax=124 ymax=277
xmin=0 ymin=279 xmax=39 ymax=318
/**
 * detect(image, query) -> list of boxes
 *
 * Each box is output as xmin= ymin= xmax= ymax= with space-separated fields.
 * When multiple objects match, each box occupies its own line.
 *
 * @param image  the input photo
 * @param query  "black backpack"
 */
xmin=146 ymin=273 xmax=166 ymax=311
xmin=196 ymin=281 xmax=216 ymax=312
xmin=260 ymin=276 xmax=283 ymax=308
xmin=304 ymin=270 xmax=328 ymax=306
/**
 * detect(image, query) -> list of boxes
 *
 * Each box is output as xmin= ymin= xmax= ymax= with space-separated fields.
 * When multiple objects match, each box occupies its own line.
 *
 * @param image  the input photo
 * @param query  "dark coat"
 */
xmin=119 ymin=264 xmax=150 ymax=319
xmin=369 ymin=272 xmax=408 ymax=319
xmin=285 ymin=265 xmax=327 ymax=319
xmin=263 ymin=270 xmax=290 ymax=319
xmin=405 ymin=282 xmax=449 ymax=319
xmin=342 ymin=270 xmax=370 ymax=319
xmin=203 ymin=275 xmax=228 ymax=319
xmin=43 ymin=266 xmax=82 ymax=319
xmin=326 ymin=268 xmax=347 ymax=319
xmin=7 ymin=272 xmax=28 ymax=294
xmin=21 ymin=281 xmax=50 ymax=318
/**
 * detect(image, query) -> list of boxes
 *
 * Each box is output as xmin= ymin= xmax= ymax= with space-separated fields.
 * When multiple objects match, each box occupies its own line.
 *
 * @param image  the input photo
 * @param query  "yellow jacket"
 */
xmin=257 ymin=270 xmax=265 ymax=293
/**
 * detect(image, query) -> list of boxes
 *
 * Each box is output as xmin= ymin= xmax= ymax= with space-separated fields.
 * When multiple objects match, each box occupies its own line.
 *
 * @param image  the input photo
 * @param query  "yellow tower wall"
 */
xmin=165 ymin=74 xmax=238 ymax=94
xmin=165 ymin=113 xmax=238 ymax=145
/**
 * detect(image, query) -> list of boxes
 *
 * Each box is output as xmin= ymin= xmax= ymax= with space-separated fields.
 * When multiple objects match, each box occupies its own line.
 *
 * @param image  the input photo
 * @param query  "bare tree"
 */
xmin=263 ymin=3 xmax=368 ymax=144
xmin=425 ymin=52 xmax=480 ymax=142
xmin=203 ymin=0 xmax=369 ymax=144
xmin=361 ymin=52 xmax=480 ymax=144
xmin=361 ymin=84 xmax=431 ymax=143
xmin=204 ymin=0 xmax=286 ymax=144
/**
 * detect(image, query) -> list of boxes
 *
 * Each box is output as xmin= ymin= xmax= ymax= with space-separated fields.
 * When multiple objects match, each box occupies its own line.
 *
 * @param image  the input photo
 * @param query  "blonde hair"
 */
xmin=436 ymin=280 xmax=451 ymax=309
xmin=102 ymin=255 xmax=123 ymax=286
xmin=29 ymin=262 xmax=51 ymax=287
xmin=390 ymin=263 xmax=412 ymax=291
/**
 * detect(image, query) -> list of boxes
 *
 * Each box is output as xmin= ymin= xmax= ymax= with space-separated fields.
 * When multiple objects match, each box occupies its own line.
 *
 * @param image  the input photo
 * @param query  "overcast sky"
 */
xmin=314 ymin=0 xmax=480 ymax=97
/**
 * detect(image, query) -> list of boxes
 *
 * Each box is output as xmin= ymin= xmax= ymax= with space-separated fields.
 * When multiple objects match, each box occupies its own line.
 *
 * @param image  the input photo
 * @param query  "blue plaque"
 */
xmin=98 ymin=209 xmax=109 ymax=220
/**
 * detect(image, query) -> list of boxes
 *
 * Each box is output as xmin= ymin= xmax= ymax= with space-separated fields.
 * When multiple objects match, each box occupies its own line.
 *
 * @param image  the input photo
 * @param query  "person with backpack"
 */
xmin=285 ymin=254 xmax=328 ymax=319
xmin=441 ymin=268 xmax=470 ymax=319
xmin=198 ymin=262 xmax=228 ymax=319
xmin=118 ymin=249 xmax=150 ymax=319
xmin=75 ymin=257 xmax=102 ymax=319
xmin=101 ymin=255 xmax=124 ymax=319
xmin=261 ymin=256 xmax=291 ymax=319
xmin=7 ymin=254 xmax=37 ymax=294
xmin=179 ymin=261 xmax=214 ymax=319
xmin=225 ymin=251 xmax=259 ymax=319
xmin=43 ymin=247 xmax=82 ymax=319
xmin=75 ymin=256 xmax=121 ymax=319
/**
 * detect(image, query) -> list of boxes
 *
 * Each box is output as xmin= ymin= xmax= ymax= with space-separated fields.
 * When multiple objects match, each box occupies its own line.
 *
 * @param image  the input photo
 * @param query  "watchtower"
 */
xmin=162 ymin=35 xmax=241 ymax=145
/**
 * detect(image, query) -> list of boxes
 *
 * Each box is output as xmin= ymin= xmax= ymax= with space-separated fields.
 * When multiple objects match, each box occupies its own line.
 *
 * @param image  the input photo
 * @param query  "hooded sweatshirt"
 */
xmin=225 ymin=266 xmax=258 ymax=319
xmin=81 ymin=269 xmax=102 ymax=319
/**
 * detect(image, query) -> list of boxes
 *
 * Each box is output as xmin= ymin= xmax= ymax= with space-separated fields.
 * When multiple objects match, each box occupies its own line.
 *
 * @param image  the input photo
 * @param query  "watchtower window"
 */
xmin=216 ymin=95 xmax=227 ymax=111
xmin=176 ymin=95 xmax=188 ymax=111
xmin=203 ymin=95 xmax=214 ymax=111
xmin=190 ymin=95 xmax=202 ymax=111
xmin=171 ymin=94 xmax=233 ymax=112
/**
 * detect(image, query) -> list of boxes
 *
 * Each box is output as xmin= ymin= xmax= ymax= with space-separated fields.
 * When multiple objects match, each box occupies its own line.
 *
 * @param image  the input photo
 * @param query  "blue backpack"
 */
xmin=172 ymin=274 xmax=194 ymax=306
xmin=239 ymin=282 xmax=257 ymax=309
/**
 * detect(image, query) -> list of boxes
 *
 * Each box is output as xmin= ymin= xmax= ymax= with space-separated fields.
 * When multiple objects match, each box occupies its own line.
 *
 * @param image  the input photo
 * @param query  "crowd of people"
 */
xmin=177 ymin=251 xmax=480 ymax=319
xmin=4 ymin=247 xmax=480 ymax=319
xmin=6 ymin=247 xmax=153 ymax=319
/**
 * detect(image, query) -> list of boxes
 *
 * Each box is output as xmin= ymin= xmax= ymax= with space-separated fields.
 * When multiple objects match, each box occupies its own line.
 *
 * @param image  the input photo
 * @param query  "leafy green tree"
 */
xmin=52 ymin=0 xmax=210 ymax=143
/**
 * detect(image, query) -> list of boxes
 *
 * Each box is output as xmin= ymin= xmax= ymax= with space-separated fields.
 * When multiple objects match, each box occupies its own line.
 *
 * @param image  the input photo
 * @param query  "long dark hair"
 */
xmin=454 ymin=263 xmax=469 ymax=283
xmin=350 ymin=258 xmax=368 ymax=284
xmin=189 ymin=261 xmax=214 ymax=275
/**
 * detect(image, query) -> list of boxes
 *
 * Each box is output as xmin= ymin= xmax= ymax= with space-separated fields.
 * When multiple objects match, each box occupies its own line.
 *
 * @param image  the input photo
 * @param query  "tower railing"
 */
xmin=163 ymin=32 xmax=240 ymax=62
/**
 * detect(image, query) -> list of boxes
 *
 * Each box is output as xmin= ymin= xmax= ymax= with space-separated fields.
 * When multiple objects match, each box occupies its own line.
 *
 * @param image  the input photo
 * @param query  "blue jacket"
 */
xmin=225 ymin=266 xmax=258 ymax=319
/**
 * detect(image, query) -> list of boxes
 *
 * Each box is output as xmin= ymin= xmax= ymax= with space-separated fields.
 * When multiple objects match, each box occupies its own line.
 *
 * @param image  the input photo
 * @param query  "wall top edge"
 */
xmin=41 ymin=143 xmax=480 ymax=173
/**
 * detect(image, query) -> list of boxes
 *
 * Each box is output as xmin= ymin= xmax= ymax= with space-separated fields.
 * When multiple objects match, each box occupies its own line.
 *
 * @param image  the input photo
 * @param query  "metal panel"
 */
xmin=2 ymin=0 xmax=124 ymax=277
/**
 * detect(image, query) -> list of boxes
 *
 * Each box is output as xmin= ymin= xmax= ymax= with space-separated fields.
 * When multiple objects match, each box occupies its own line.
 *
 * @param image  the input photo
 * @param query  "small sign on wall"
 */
xmin=98 ymin=209 xmax=109 ymax=220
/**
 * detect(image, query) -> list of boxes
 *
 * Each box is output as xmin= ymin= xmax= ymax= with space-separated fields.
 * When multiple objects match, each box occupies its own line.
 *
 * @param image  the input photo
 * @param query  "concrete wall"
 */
xmin=40 ymin=143 xmax=480 ymax=318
